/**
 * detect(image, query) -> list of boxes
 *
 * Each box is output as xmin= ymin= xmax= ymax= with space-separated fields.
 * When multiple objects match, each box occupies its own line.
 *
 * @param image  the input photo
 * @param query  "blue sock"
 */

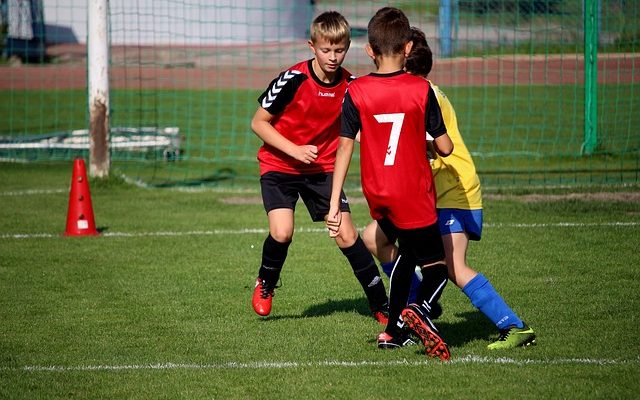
xmin=407 ymin=272 xmax=421 ymax=305
xmin=462 ymin=273 xmax=524 ymax=330
xmin=381 ymin=261 xmax=420 ymax=304
xmin=380 ymin=261 xmax=394 ymax=278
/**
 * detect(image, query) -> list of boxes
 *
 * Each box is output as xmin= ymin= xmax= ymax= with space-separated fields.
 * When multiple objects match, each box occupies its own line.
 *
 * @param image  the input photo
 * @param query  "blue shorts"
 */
xmin=437 ymin=208 xmax=483 ymax=241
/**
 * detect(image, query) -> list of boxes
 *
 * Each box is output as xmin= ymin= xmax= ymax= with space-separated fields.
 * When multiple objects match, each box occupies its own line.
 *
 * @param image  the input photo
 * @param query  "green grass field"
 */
xmin=1 ymin=162 xmax=639 ymax=399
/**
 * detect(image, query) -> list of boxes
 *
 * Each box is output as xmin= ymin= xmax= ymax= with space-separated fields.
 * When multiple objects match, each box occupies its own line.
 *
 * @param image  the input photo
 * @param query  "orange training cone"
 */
xmin=64 ymin=158 xmax=99 ymax=236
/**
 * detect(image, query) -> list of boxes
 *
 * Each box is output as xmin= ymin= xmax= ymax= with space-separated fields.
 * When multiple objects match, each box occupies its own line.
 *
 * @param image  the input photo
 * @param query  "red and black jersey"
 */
xmin=256 ymin=59 xmax=354 ymax=176
xmin=342 ymin=70 xmax=447 ymax=229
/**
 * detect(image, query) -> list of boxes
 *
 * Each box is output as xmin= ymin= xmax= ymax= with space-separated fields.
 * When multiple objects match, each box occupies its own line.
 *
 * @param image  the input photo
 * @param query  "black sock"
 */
xmin=387 ymin=252 xmax=415 ymax=335
xmin=340 ymin=236 xmax=388 ymax=310
xmin=416 ymin=263 xmax=448 ymax=316
xmin=258 ymin=234 xmax=290 ymax=287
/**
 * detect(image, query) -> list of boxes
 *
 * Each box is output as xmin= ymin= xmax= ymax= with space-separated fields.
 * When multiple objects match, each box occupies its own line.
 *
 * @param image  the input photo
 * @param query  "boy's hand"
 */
xmin=325 ymin=205 xmax=342 ymax=238
xmin=292 ymin=145 xmax=318 ymax=164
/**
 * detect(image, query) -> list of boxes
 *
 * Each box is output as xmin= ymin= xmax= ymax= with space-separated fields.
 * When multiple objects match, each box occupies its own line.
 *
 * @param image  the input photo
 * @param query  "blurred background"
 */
xmin=1 ymin=0 xmax=638 ymax=189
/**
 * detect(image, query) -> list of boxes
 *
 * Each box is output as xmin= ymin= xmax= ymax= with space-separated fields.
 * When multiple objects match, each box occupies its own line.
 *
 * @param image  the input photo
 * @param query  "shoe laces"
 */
xmin=496 ymin=328 xmax=513 ymax=341
xmin=259 ymin=278 xmax=279 ymax=299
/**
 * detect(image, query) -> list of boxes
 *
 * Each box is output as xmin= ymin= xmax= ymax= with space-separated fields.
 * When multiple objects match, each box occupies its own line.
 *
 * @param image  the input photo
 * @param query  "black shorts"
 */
xmin=377 ymin=218 xmax=445 ymax=265
xmin=260 ymin=171 xmax=351 ymax=222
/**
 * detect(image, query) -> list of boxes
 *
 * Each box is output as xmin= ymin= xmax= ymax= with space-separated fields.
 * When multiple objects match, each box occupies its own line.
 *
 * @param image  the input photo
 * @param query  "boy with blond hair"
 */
xmin=251 ymin=11 xmax=389 ymax=323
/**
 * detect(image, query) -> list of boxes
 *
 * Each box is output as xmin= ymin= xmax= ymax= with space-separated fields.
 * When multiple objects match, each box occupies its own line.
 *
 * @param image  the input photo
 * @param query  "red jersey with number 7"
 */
xmin=341 ymin=70 xmax=447 ymax=229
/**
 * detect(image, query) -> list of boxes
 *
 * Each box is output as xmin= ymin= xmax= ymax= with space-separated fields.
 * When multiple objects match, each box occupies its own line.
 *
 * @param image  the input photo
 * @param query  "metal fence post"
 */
xmin=582 ymin=0 xmax=598 ymax=155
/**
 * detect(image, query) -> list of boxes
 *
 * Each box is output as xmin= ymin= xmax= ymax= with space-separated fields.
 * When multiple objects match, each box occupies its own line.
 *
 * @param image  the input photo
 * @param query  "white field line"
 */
xmin=1 ymin=222 xmax=639 ymax=240
xmin=3 ymin=355 xmax=638 ymax=372
xmin=0 ymin=189 xmax=67 ymax=196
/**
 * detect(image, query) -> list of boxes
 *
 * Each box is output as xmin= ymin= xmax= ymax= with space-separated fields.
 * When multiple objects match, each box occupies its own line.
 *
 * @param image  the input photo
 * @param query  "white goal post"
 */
xmin=88 ymin=0 xmax=110 ymax=178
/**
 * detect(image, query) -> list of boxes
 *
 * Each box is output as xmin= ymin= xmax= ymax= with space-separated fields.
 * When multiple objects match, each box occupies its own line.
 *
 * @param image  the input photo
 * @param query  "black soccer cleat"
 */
xmin=377 ymin=331 xmax=417 ymax=349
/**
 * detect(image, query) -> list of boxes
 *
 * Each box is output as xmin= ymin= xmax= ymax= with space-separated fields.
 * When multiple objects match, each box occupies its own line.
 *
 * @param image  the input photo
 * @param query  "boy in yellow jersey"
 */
xmin=361 ymin=27 xmax=536 ymax=350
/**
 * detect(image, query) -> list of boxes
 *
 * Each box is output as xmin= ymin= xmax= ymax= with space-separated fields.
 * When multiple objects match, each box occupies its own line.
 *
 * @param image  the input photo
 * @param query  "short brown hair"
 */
xmin=367 ymin=7 xmax=411 ymax=56
xmin=405 ymin=27 xmax=433 ymax=77
xmin=310 ymin=11 xmax=350 ymax=44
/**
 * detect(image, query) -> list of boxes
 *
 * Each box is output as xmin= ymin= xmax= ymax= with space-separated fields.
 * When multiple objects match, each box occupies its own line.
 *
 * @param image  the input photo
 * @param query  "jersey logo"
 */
xmin=318 ymin=91 xmax=335 ymax=97
xmin=261 ymin=69 xmax=302 ymax=108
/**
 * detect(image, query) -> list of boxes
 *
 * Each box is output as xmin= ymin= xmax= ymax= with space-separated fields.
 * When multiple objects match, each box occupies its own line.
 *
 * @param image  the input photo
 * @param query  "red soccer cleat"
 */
xmin=371 ymin=302 xmax=389 ymax=325
xmin=401 ymin=304 xmax=451 ymax=361
xmin=372 ymin=309 xmax=389 ymax=326
xmin=252 ymin=277 xmax=275 ymax=316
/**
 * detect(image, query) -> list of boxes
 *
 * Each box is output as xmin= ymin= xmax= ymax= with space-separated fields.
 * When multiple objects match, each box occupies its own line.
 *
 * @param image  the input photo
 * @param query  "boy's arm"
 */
xmin=433 ymin=133 xmax=453 ymax=157
xmin=426 ymin=86 xmax=453 ymax=156
xmin=326 ymin=136 xmax=354 ymax=237
xmin=251 ymin=107 xmax=318 ymax=164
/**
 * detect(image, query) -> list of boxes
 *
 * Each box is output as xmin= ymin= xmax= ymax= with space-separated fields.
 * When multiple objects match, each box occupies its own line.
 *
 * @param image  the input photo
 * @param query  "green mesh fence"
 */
xmin=1 ymin=0 xmax=638 ymax=189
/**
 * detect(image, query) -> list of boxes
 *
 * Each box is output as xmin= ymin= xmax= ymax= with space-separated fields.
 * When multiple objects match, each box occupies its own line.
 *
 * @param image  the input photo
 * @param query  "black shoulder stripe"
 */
xmin=261 ymin=69 xmax=303 ymax=109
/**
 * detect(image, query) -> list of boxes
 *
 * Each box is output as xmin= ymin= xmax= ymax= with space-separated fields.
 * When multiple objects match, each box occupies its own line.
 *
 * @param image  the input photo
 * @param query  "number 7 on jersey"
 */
xmin=374 ymin=113 xmax=405 ymax=166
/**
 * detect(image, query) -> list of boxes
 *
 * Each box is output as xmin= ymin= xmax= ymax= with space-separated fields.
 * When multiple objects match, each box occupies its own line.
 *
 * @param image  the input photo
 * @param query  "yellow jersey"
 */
xmin=429 ymin=81 xmax=483 ymax=210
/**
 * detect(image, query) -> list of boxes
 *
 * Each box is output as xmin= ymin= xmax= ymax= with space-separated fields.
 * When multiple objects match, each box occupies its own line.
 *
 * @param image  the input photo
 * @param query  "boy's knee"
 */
xmin=361 ymin=224 xmax=377 ymax=252
xmin=333 ymin=215 xmax=358 ymax=245
xmin=333 ymin=227 xmax=358 ymax=249
xmin=270 ymin=230 xmax=293 ymax=243
xmin=334 ymin=231 xmax=358 ymax=248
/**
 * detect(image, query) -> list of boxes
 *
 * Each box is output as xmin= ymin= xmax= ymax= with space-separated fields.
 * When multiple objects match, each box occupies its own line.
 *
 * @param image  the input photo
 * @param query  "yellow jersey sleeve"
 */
xmin=429 ymin=81 xmax=483 ymax=210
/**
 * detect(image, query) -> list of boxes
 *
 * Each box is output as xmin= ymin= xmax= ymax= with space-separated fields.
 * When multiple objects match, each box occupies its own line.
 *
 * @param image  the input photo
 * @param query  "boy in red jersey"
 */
xmin=251 ymin=11 xmax=389 ymax=323
xmin=362 ymin=27 xmax=537 ymax=350
xmin=326 ymin=7 xmax=454 ymax=360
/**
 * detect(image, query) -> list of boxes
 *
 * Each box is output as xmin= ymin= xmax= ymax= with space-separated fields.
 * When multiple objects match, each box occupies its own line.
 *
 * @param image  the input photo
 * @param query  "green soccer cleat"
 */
xmin=487 ymin=324 xmax=537 ymax=350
